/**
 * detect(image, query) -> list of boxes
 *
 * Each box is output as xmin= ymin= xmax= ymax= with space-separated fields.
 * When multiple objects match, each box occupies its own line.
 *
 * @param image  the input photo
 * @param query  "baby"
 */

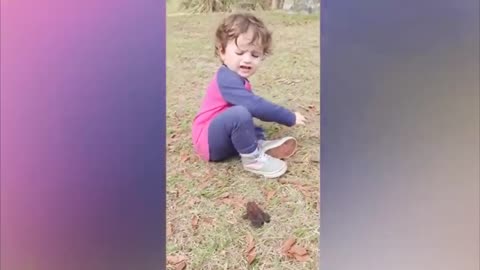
xmin=191 ymin=12 xmax=306 ymax=178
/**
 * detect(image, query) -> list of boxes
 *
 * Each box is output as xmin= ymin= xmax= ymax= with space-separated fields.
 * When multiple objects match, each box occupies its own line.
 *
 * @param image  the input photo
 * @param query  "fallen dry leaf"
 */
xmin=221 ymin=198 xmax=243 ymax=208
xmin=297 ymin=186 xmax=315 ymax=199
xmin=264 ymin=190 xmax=276 ymax=201
xmin=191 ymin=216 xmax=199 ymax=230
xmin=280 ymin=195 xmax=289 ymax=203
xmin=280 ymin=237 xmax=311 ymax=262
xmin=219 ymin=192 xmax=230 ymax=198
xmin=180 ymin=168 xmax=194 ymax=179
xmin=167 ymin=255 xmax=187 ymax=265
xmin=245 ymin=233 xmax=256 ymax=265
xmin=167 ymin=255 xmax=187 ymax=270
xmin=226 ymin=219 xmax=237 ymax=225
xmin=175 ymin=261 xmax=187 ymax=270
xmin=290 ymin=245 xmax=308 ymax=256
xmin=293 ymin=253 xmax=310 ymax=262
xmin=186 ymin=197 xmax=201 ymax=207
xmin=281 ymin=236 xmax=297 ymax=254
xmin=167 ymin=223 xmax=173 ymax=238
xmin=201 ymin=216 xmax=215 ymax=225
xmin=278 ymin=179 xmax=318 ymax=201
xmin=174 ymin=185 xmax=187 ymax=198
xmin=246 ymin=249 xmax=256 ymax=264
xmin=180 ymin=154 xmax=190 ymax=162
xmin=245 ymin=234 xmax=255 ymax=253
xmin=278 ymin=178 xmax=302 ymax=185
xmin=198 ymin=181 xmax=210 ymax=190
xmin=201 ymin=167 xmax=215 ymax=182
xmin=216 ymin=193 xmax=247 ymax=209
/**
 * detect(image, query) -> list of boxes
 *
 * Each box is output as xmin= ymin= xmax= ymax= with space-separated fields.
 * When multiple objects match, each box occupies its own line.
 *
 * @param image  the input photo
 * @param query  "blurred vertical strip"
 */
xmin=321 ymin=0 xmax=479 ymax=269
xmin=1 ymin=1 xmax=166 ymax=269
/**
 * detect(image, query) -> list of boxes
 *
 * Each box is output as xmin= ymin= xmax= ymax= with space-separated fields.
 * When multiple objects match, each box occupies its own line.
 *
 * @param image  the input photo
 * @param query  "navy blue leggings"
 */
xmin=208 ymin=106 xmax=265 ymax=161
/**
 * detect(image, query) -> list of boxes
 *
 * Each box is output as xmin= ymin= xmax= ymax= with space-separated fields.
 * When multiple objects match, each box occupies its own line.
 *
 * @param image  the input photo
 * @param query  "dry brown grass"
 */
xmin=167 ymin=10 xmax=320 ymax=269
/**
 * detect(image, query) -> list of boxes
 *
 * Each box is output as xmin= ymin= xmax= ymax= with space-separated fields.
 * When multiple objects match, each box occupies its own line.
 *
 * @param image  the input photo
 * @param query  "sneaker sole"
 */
xmin=245 ymin=164 xmax=288 ymax=179
xmin=265 ymin=137 xmax=297 ymax=159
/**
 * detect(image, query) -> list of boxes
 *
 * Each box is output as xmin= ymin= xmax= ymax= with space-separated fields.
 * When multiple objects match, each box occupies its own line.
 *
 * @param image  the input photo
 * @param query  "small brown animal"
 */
xmin=242 ymin=201 xmax=270 ymax=228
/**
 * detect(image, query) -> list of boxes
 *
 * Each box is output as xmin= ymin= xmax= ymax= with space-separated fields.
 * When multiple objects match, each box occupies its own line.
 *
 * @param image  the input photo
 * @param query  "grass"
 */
xmin=166 ymin=10 xmax=320 ymax=270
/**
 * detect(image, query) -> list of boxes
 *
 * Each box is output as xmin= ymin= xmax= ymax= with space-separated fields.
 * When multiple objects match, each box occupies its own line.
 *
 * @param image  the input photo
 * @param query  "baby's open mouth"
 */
xmin=240 ymin=65 xmax=251 ymax=70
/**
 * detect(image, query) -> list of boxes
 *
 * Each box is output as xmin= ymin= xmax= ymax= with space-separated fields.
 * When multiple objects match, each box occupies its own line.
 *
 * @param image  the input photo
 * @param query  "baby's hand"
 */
xmin=294 ymin=112 xmax=307 ymax=125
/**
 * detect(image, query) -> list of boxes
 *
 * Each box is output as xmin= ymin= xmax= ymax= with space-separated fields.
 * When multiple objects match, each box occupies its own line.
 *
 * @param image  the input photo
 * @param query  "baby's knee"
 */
xmin=230 ymin=105 xmax=251 ymax=121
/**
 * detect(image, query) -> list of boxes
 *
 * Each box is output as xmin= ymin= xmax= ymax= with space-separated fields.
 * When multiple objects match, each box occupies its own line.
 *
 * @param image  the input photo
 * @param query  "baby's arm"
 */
xmin=217 ymin=68 xmax=296 ymax=127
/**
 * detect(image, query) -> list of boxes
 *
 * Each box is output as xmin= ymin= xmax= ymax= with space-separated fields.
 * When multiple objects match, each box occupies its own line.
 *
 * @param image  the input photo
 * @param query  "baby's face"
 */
xmin=220 ymin=28 xmax=264 ymax=79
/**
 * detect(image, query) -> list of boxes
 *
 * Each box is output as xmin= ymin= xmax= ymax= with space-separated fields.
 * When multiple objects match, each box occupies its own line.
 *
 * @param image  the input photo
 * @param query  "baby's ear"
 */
xmin=215 ymin=44 xmax=224 ymax=56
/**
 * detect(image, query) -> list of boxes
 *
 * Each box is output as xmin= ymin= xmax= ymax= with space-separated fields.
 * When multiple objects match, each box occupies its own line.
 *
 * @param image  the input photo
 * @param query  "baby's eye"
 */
xmin=252 ymin=51 xmax=263 ymax=58
xmin=235 ymin=51 xmax=244 ymax=55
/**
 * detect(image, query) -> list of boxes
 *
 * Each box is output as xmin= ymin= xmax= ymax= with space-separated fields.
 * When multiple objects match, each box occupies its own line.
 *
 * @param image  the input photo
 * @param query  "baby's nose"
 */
xmin=243 ymin=53 xmax=253 ymax=62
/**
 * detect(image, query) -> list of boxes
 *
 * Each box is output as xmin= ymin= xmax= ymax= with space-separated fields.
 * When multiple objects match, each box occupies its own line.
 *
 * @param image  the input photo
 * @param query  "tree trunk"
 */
xmin=271 ymin=0 xmax=278 ymax=9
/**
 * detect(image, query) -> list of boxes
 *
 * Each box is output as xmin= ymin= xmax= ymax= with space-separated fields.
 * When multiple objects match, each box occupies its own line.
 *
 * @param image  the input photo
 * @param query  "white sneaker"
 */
xmin=241 ymin=149 xmax=287 ymax=178
xmin=259 ymin=137 xmax=297 ymax=159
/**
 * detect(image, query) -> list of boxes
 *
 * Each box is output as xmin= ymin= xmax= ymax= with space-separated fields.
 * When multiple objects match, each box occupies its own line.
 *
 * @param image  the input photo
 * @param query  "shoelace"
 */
xmin=255 ymin=151 xmax=270 ymax=163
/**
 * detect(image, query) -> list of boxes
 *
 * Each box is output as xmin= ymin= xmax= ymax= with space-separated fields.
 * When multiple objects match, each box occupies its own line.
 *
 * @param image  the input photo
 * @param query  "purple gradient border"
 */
xmin=321 ymin=0 xmax=479 ymax=269
xmin=1 ymin=1 xmax=166 ymax=270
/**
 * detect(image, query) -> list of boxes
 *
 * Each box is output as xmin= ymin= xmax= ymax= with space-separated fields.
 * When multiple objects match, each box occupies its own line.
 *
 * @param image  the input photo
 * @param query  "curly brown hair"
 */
xmin=215 ymin=13 xmax=273 ymax=58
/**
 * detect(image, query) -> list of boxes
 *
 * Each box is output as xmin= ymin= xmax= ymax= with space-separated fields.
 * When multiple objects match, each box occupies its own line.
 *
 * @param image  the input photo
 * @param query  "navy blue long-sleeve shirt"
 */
xmin=216 ymin=65 xmax=296 ymax=126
